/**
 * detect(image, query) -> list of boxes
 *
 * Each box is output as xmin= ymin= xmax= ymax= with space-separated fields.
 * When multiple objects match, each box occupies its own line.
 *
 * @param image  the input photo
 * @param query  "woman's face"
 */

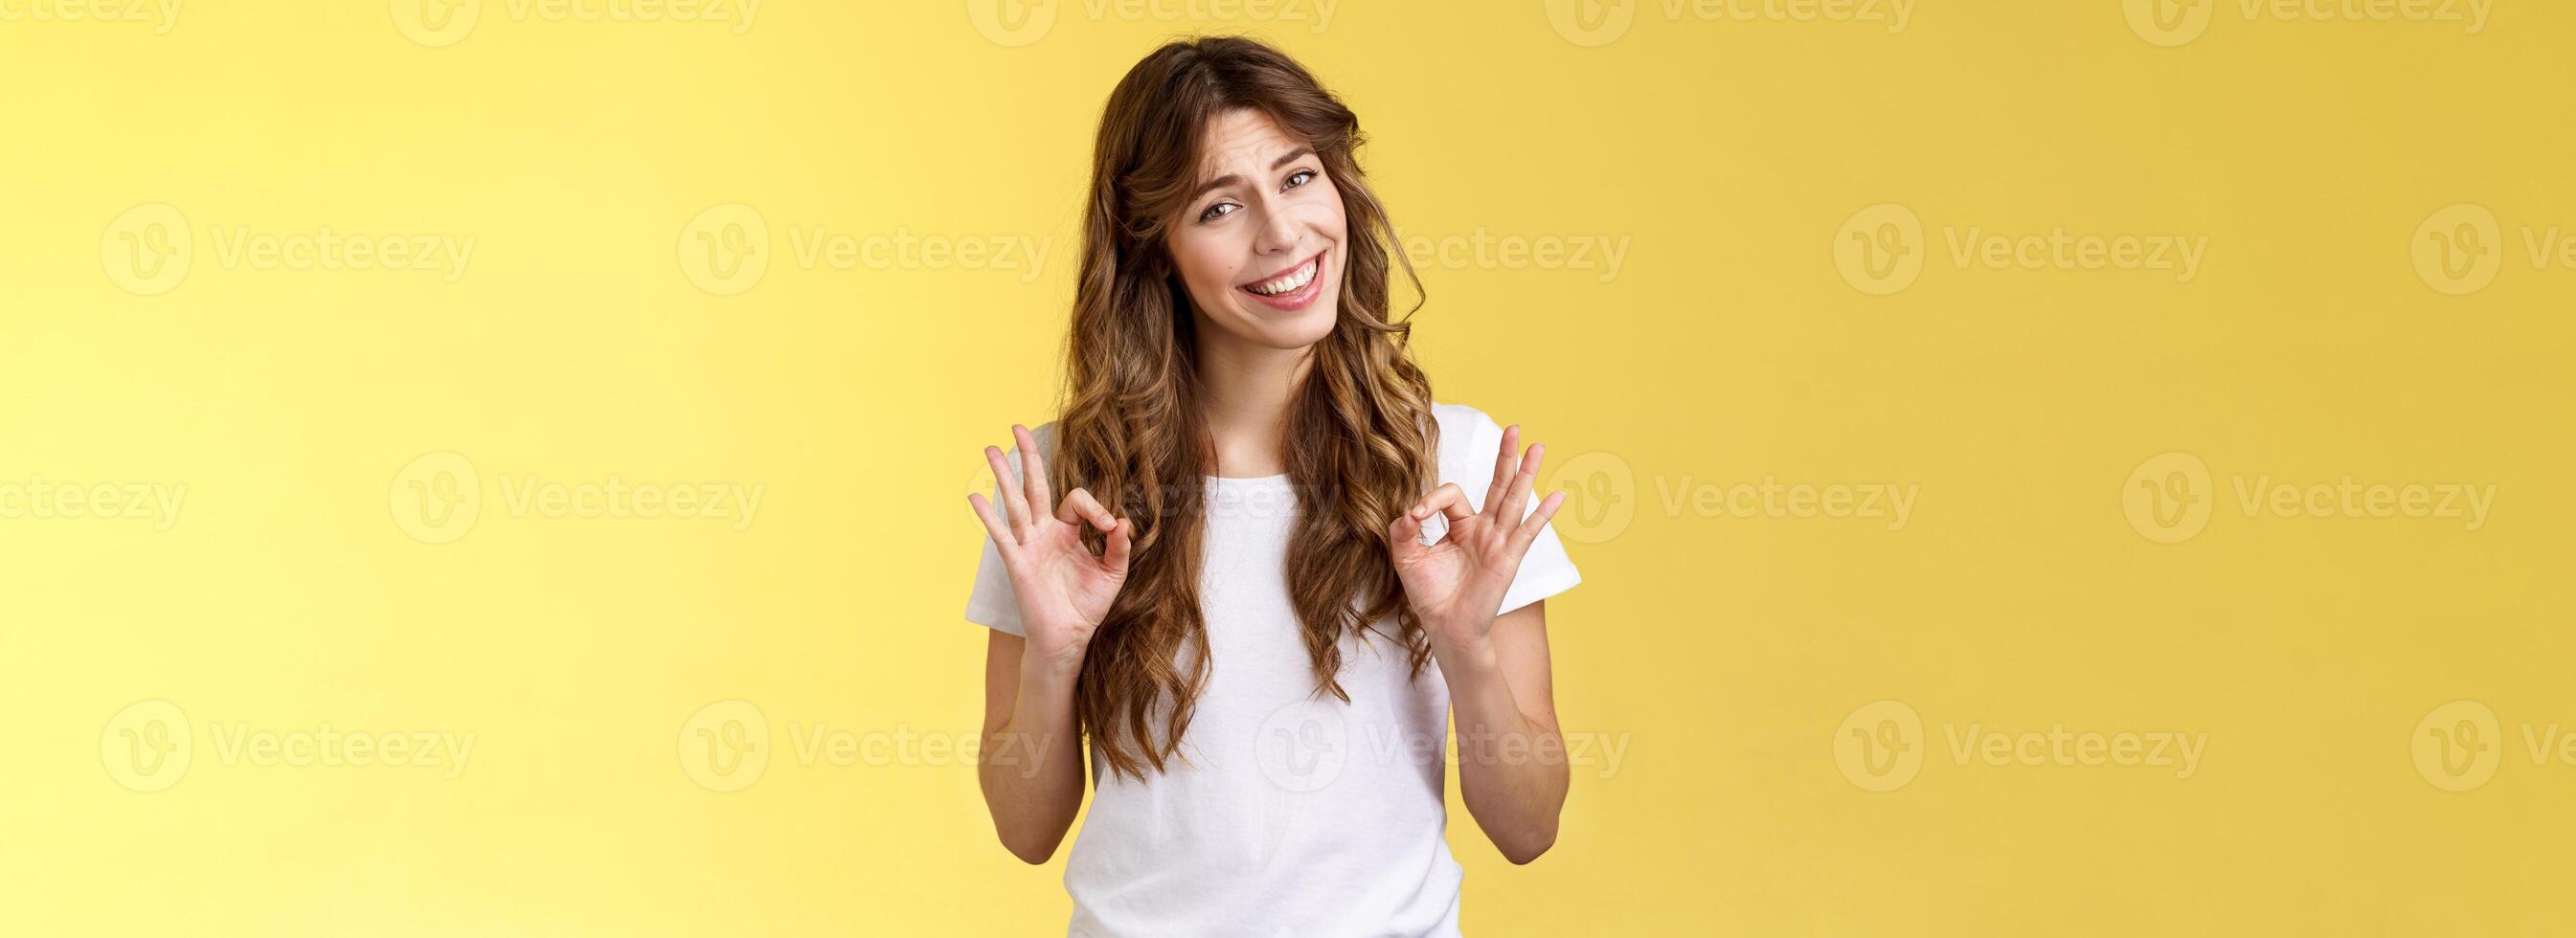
xmin=1166 ymin=108 xmax=1347 ymax=353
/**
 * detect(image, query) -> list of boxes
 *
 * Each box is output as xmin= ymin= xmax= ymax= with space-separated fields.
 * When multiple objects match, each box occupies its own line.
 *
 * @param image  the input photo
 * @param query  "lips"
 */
xmin=1237 ymin=250 xmax=1328 ymax=311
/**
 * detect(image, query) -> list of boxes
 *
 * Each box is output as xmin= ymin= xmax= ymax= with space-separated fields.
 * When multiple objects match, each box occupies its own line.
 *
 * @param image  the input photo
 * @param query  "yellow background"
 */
xmin=5 ymin=1 xmax=2572 ymax=934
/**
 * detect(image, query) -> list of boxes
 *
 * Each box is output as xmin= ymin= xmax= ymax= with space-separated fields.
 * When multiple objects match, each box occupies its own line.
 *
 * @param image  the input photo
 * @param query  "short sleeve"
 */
xmin=962 ymin=425 xmax=1056 ymax=636
xmin=1432 ymin=404 xmax=1583 ymax=616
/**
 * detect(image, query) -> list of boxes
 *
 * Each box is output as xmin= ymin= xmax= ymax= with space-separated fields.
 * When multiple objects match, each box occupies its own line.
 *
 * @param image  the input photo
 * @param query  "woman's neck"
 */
xmin=1193 ymin=329 xmax=1313 ymax=479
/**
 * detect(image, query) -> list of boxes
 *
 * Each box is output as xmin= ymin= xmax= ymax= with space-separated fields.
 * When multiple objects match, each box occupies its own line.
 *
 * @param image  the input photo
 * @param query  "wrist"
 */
xmin=1020 ymin=640 xmax=1086 ymax=688
xmin=1429 ymin=625 xmax=1499 ymax=676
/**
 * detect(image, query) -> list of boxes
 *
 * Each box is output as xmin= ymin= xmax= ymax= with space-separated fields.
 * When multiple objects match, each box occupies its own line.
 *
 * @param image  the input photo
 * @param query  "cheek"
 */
xmin=1307 ymin=183 xmax=1349 ymax=239
xmin=1299 ymin=204 xmax=1346 ymax=242
xmin=1168 ymin=232 xmax=1241 ymax=299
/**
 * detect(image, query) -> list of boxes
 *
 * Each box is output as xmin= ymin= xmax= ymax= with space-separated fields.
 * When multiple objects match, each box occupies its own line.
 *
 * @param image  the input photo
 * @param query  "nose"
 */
xmin=1250 ymin=199 xmax=1302 ymax=258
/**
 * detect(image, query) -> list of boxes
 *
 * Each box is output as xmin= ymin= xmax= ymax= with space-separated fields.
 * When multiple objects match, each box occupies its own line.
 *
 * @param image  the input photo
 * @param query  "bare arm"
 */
xmin=1435 ymin=600 xmax=1566 ymax=864
xmin=965 ymin=425 xmax=1131 ymax=864
xmin=977 ymin=630 xmax=1090 ymax=864
xmin=1389 ymin=421 xmax=1573 ymax=864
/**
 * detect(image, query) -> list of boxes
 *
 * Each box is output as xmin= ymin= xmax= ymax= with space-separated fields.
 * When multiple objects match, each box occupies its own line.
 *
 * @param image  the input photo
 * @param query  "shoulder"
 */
xmin=1432 ymin=400 xmax=1503 ymax=442
xmin=1428 ymin=402 xmax=1505 ymax=478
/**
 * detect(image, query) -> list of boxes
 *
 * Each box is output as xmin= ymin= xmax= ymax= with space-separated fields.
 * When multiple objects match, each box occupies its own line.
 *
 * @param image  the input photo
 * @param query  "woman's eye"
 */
xmin=1198 ymin=202 xmax=1238 ymax=222
xmin=1284 ymin=168 xmax=1316 ymax=190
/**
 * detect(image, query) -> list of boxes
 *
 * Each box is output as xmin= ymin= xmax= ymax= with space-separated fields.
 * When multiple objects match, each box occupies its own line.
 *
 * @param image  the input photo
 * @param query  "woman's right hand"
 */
xmin=967 ymin=424 xmax=1133 ymax=676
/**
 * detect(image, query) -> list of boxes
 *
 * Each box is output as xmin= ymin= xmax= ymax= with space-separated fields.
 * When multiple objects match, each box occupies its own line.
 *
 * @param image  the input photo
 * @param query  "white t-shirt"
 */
xmin=963 ymin=403 xmax=1582 ymax=938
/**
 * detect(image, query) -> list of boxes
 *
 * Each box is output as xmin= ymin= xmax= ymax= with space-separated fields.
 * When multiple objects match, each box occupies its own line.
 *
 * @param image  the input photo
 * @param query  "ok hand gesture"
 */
xmin=1387 ymin=424 xmax=1567 ymax=656
xmin=967 ymin=425 xmax=1133 ymax=675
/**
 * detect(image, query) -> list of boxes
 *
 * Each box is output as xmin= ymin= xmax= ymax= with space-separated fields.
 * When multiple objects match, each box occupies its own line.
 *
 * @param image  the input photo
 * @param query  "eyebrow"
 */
xmin=1190 ymin=146 xmax=1314 ymax=202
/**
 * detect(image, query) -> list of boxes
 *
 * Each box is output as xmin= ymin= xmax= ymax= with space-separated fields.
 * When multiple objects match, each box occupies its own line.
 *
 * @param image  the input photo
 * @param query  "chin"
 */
xmin=1239 ymin=295 xmax=1338 ymax=349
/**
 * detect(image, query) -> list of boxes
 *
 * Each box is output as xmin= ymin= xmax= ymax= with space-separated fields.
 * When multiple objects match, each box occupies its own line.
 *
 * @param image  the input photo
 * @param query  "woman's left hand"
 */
xmin=1388 ymin=424 xmax=1568 ymax=657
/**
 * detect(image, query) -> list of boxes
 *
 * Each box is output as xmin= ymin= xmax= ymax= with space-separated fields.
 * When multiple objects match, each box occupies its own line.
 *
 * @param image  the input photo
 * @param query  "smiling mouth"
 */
xmin=1239 ymin=251 xmax=1325 ymax=298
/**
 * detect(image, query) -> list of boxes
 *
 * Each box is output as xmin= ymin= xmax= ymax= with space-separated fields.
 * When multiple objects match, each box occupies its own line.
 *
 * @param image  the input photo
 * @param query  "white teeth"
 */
xmin=1245 ymin=257 xmax=1319 ymax=296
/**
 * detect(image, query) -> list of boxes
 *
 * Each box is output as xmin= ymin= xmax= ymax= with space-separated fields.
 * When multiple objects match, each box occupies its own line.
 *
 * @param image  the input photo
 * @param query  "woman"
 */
xmin=962 ymin=35 xmax=1582 ymax=937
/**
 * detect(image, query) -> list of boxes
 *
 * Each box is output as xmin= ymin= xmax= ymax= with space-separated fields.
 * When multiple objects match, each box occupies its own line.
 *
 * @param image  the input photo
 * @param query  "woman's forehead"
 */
xmin=1197 ymin=109 xmax=1305 ymax=175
